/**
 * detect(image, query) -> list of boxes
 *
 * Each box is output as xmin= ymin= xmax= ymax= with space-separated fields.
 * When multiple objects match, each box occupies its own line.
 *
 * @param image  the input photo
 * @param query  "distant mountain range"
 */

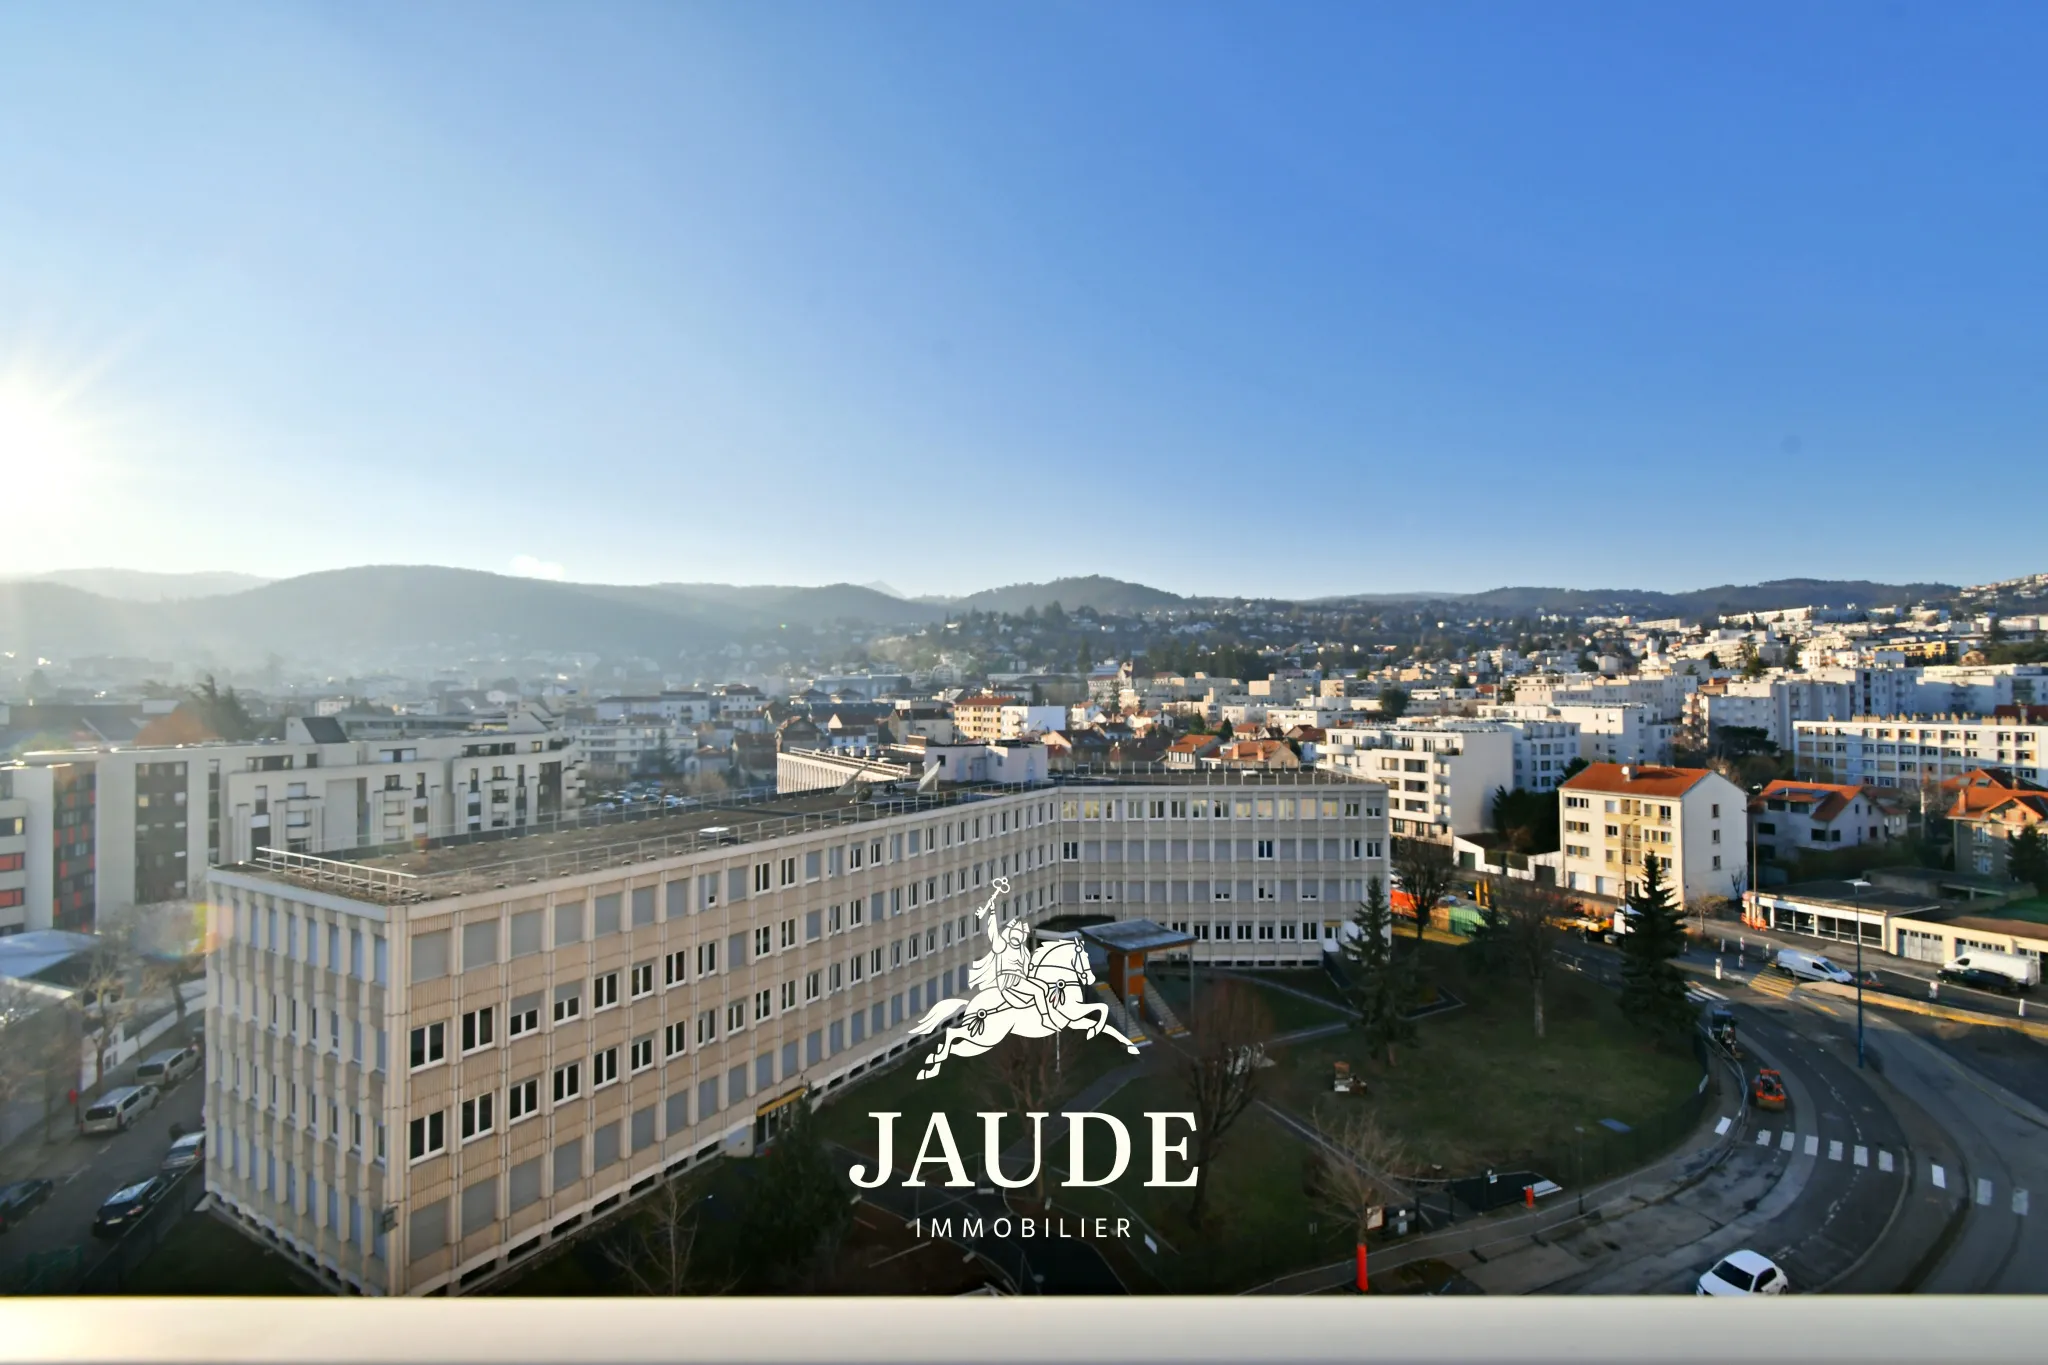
xmin=0 ymin=568 xmax=273 ymax=601
xmin=0 ymin=566 xmax=1986 ymax=669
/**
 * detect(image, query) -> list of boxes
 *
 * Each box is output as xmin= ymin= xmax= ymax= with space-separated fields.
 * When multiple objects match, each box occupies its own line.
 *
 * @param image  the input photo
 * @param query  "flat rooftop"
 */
xmin=215 ymin=765 xmax=1370 ymax=905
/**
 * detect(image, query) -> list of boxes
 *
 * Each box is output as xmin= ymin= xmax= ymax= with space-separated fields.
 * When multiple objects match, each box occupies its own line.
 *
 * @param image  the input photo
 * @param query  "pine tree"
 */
xmin=1340 ymin=878 xmax=1417 ymax=1066
xmin=1617 ymin=852 xmax=1694 ymax=1045
xmin=2009 ymin=825 xmax=2048 ymax=892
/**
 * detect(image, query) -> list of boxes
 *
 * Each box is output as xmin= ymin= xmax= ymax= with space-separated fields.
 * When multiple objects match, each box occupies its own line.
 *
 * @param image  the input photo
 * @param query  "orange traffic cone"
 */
xmin=1524 ymin=1185 xmax=1536 ymax=1209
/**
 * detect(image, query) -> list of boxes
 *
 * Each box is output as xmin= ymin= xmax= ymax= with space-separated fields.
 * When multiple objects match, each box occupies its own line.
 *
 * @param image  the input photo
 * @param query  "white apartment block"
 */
xmin=1794 ymin=713 xmax=2046 ymax=790
xmin=1487 ymin=701 xmax=1676 ymax=766
xmin=1748 ymin=779 xmax=1907 ymax=867
xmin=1318 ymin=720 xmax=1514 ymax=840
xmin=0 ymin=712 xmax=583 ymax=936
xmin=593 ymin=693 xmax=713 ymax=726
xmin=1558 ymin=763 xmax=1744 ymax=905
xmin=1496 ymin=717 xmax=1581 ymax=793
xmin=199 ymin=769 xmax=1383 ymax=1296
xmin=997 ymin=705 xmax=1068 ymax=739
xmin=571 ymin=721 xmax=684 ymax=776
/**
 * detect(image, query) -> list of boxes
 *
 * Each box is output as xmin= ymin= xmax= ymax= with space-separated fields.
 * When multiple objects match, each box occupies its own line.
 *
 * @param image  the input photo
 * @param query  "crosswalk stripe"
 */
xmin=1757 ymin=1129 xmax=1772 ymax=1147
xmin=1977 ymin=1178 xmax=1994 ymax=1206
xmin=1804 ymin=1135 xmax=1819 ymax=1157
xmin=1780 ymin=1130 xmax=1795 ymax=1152
xmin=1879 ymin=1150 xmax=1894 ymax=1173
xmin=1932 ymin=1164 xmax=1947 ymax=1190
xmin=1829 ymin=1140 xmax=1844 ymax=1162
xmin=2016 ymin=1189 xmax=2030 ymax=1217
xmin=1694 ymin=985 xmax=1726 ymax=1000
xmin=1854 ymin=1145 xmax=1869 ymax=1168
xmin=1715 ymin=1117 xmax=1732 ymax=1136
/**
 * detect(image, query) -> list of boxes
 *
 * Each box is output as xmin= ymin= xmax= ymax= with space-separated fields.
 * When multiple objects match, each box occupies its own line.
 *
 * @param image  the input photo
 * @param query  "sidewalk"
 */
xmin=1246 ymin=1052 xmax=1749 ymax=1295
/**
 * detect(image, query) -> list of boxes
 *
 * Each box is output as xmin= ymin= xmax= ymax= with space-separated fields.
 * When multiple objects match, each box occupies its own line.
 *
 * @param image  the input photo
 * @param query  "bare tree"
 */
xmin=1470 ymin=876 xmax=1568 ymax=1040
xmin=0 ymin=981 xmax=83 ymax=1142
xmin=1391 ymin=837 xmax=1459 ymax=953
xmin=77 ymin=926 xmax=142 ymax=1090
xmin=601 ymin=1180 xmax=722 ymax=1295
xmin=978 ymin=1033 xmax=1059 ymax=1201
xmin=1308 ymin=1107 xmax=1409 ymax=1247
xmin=1179 ymin=981 xmax=1274 ymax=1228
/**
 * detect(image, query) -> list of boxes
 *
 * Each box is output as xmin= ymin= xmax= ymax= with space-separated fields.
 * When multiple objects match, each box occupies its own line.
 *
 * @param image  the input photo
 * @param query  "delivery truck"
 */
xmin=1940 ymin=949 xmax=2039 ymax=995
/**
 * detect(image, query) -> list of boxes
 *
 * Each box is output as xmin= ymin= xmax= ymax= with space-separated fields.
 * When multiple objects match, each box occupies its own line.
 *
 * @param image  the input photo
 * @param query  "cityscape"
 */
xmin=2 ymin=1 xmax=2046 ymax=1324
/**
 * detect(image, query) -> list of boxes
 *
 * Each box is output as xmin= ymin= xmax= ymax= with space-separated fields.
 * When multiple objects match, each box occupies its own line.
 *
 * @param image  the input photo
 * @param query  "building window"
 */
xmin=630 ymin=962 xmax=655 ymax=998
xmin=592 ymin=1047 xmax=619 ymax=1089
xmin=697 ymin=1009 xmax=718 ymax=1045
xmin=461 ymin=1007 xmax=494 ymax=1054
xmin=754 ymin=926 xmax=773 ymax=957
xmin=630 ymin=1036 xmax=654 ymax=1073
xmin=552 ymin=1062 xmax=582 ymax=1104
xmin=409 ymin=1022 xmax=446 ymax=1071
xmin=755 ymin=988 xmax=773 ymax=1021
xmin=664 ymin=950 xmax=687 ymax=987
xmin=806 ymin=970 xmax=822 ymax=1001
xmin=460 ymin=1094 xmax=494 ymax=1142
xmin=664 ymin=1022 xmax=688 ymax=1058
xmin=554 ymin=986 xmax=582 ymax=1024
xmin=508 ymin=1079 xmax=539 ymax=1124
xmin=508 ymin=997 xmax=540 ymax=1039
xmin=726 ymin=1001 xmax=747 ymax=1033
xmin=592 ymin=972 xmax=620 ymax=1011
xmin=408 ymin=1111 xmax=446 ymax=1163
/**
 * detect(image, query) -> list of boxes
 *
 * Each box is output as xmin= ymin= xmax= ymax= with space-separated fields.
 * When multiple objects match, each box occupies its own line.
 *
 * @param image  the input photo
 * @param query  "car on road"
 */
xmin=1752 ymin=1068 xmax=1788 ymax=1112
xmin=160 ymin=1130 xmax=207 ymax=1175
xmin=91 ymin=1177 xmax=169 ymax=1239
xmin=0 ymin=1178 xmax=56 ymax=1233
xmin=1696 ymin=1249 xmax=1788 ymax=1296
xmin=135 ymin=1043 xmax=201 ymax=1087
xmin=1776 ymin=948 xmax=1854 ymax=985
xmin=80 ymin=1083 xmax=160 ymax=1135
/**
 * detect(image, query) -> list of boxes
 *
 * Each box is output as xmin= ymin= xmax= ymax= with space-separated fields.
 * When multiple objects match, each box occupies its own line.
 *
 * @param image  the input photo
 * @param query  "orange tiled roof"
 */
xmin=1559 ymin=762 xmax=1713 ymax=799
xmin=1749 ymin=778 xmax=1897 ymax=824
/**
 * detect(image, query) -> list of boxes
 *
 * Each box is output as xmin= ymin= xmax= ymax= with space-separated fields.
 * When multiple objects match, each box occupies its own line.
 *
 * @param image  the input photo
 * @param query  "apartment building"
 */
xmin=950 ymin=694 xmax=1015 ymax=744
xmin=0 ymin=710 xmax=582 ymax=936
xmin=0 ymin=771 xmax=33 ymax=934
xmin=592 ymin=693 xmax=714 ymax=726
xmin=1748 ymin=780 xmax=1906 ymax=867
xmin=1793 ymin=712 xmax=2046 ymax=791
xmin=996 ymin=704 xmax=1067 ymax=740
xmin=1945 ymin=770 xmax=2048 ymax=880
xmin=199 ymin=767 xmax=1384 ymax=1296
xmin=1487 ymin=701 xmax=1676 ymax=767
xmin=1558 ymin=763 xmax=1744 ymax=904
xmin=1496 ymin=717 xmax=1580 ymax=793
xmin=1318 ymin=720 xmax=1514 ymax=841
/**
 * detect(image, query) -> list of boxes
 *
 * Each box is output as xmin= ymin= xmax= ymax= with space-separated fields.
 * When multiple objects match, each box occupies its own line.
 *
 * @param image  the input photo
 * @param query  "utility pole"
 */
xmin=1847 ymin=877 xmax=1871 ymax=1069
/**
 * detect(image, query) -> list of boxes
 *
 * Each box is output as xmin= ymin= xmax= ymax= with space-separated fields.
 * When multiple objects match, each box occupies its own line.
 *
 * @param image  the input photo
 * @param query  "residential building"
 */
xmin=1318 ymin=720 xmax=1516 ymax=841
xmin=200 ymin=768 xmax=1384 ymax=1295
xmin=1747 ymin=780 xmax=1907 ymax=867
xmin=1945 ymin=769 xmax=2048 ymax=881
xmin=1488 ymin=701 xmax=1677 ymax=767
xmin=950 ymin=694 xmax=1016 ymax=744
xmin=996 ymin=705 xmax=1068 ymax=740
xmin=1793 ymin=712 xmax=2046 ymax=791
xmin=1558 ymin=763 xmax=1744 ymax=904
xmin=0 ymin=711 xmax=583 ymax=936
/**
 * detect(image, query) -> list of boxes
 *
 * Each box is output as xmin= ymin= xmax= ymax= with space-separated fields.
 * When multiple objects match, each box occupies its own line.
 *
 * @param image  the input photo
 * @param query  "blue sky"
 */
xmin=2 ymin=3 xmax=2043 ymax=598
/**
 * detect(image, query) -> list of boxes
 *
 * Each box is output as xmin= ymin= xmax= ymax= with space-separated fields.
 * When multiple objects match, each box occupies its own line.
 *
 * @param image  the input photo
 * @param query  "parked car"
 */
xmin=80 ymin=1084 xmax=160 ymax=1135
xmin=135 ymin=1044 xmax=201 ymax=1088
xmin=92 ymin=1177 xmax=169 ymax=1239
xmin=1696 ymin=1249 xmax=1788 ymax=1296
xmin=0 ymin=1178 xmax=55 ymax=1233
xmin=160 ymin=1130 xmax=207 ymax=1175
xmin=1941 ymin=949 xmax=2038 ymax=995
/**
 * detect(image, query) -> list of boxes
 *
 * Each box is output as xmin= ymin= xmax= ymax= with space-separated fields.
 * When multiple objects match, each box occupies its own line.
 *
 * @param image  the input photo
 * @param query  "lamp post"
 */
xmin=1747 ymin=783 xmax=1764 ymax=926
xmin=1574 ymin=1125 xmax=1586 ymax=1216
xmin=1847 ymin=877 xmax=1872 ymax=1069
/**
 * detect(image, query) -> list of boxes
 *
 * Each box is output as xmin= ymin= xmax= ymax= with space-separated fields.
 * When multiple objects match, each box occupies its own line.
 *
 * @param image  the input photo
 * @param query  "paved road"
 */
xmin=0 ymin=1069 xmax=205 ymax=1289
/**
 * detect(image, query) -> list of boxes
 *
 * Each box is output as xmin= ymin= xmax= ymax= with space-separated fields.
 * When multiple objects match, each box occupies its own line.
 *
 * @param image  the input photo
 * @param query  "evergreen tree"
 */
xmin=1617 ymin=852 xmax=1694 ymax=1045
xmin=1339 ymin=878 xmax=1416 ymax=1066
xmin=738 ymin=1097 xmax=851 ymax=1288
xmin=2009 ymin=825 xmax=2048 ymax=891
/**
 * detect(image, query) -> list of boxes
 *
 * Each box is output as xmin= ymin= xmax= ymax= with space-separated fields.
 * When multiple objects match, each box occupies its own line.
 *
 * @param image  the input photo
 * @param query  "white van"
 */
xmin=1941 ymin=950 xmax=2039 ymax=994
xmin=80 ymin=1084 xmax=160 ymax=1135
xmin=1776 ymin=947 xmax=1854 ymax=985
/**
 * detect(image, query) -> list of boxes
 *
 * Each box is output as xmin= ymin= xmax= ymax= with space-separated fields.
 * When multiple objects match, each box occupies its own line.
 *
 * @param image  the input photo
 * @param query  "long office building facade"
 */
xmin=200 ymin=769 xmax=1385 ymax=1296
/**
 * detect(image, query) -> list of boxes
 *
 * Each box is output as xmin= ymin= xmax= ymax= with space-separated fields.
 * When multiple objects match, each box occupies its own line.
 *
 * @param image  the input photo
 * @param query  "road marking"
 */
xmin=1829 ymin=1140 xmax=1844 ymax=1162
xmin=2016 ymin=1189 xmax=2030 ymax=1217
xmin=1853 ymin=1145 xmax=1869 ymax=1168
xmin=1780 ymin=1131 xmax=1795 ymax=1151
xmin=1715 ymin=1117 xmax=1732 ymax=1136
xmin=1932 ymin=1164 xmax=1947 ymax=1190
xmin=1804 ymin=1135 xmax=1819 ymax=1157
xmin=1694 ymin=985 xmax=1726 ymax=1000
xmin=1757 ymin=1129 xmax=1773 ymax=1147
xmin=1977 ymin=1178 xmax=1994 ymax=1206
xmin=1878 ymin=1150 xmax=1894 ymax=1173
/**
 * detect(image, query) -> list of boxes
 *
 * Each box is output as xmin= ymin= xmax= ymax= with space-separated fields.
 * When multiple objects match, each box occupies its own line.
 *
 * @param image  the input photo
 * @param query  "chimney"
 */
xmin=1621 ymin=765 xmax=1634 ymax=782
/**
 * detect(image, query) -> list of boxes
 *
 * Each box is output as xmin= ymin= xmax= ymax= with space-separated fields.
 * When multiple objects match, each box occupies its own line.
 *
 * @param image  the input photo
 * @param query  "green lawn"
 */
xmin=122 ymin=1212 xmax=323 ymax=1295
xmin=1989 ymin=897 xmax=2048 ymax=926
xmin=1273 ymin=946 xmax=1703 ymax=1174
xmin=1151 ymin=969 xmax=1352 ymax=1037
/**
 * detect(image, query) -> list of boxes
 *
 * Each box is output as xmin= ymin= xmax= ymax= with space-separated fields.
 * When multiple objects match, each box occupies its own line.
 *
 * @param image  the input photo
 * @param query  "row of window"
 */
xmin=1059 ymin=838 xmax=1381 ymax=861
xmin=1059 ymin=795 xmax=1370 ymax=821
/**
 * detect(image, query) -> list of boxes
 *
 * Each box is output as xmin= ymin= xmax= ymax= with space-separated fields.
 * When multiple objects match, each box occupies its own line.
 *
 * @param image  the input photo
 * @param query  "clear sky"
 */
xmin=2 ymin=3 xmax=2043 ymax=598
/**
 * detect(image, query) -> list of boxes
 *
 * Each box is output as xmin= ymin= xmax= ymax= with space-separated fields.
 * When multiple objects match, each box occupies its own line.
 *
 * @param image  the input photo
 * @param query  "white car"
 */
xmin=1697 ymin=1250 xmax=1788 ymax=1296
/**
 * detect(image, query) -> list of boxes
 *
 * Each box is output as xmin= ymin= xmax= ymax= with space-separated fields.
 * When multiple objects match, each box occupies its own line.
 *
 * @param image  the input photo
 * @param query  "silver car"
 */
xmin=80 ymin=1084 xmax=160 ymax=1135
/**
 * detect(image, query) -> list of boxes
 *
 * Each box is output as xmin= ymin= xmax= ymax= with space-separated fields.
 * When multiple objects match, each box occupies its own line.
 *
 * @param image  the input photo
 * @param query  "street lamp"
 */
xmin=1847 ymin=877 xmax=1872 ymax=1069
xmin=1573 ymin=1126 xmax=1586 ymax=1216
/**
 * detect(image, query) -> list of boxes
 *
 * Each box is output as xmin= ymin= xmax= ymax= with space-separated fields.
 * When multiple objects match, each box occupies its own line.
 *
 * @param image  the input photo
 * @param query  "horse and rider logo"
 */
xmin=906 ymin=877 xmax=1142 ymax=1079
